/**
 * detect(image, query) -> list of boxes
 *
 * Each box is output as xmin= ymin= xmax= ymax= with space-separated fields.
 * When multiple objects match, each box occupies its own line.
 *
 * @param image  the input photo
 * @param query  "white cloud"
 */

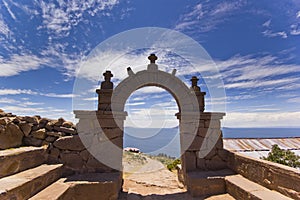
xmin=0 ymin=15 xmax=10 ymax=36
xmin=38 ymin=0 xmax=120 ymax=38
xmin=223 ymin=112 xmax=300 ymax=127
xmin=0 ymin=88 xmax=37 ymax=95
xmin=43 ymin=93 xmax=76 ymax=98
xmin=3 ymin=0 xmax=17 ymax=20
xmin=216 ymin=54 xmax=300 ymax=90
xmin=262 ymin=30 xmax=288 ymax=39
xmin=0 ymin=53 xmax=51 ymax=77
xmin=262 ymin=19 xmax=271 ymax=27
xmin=287 ymin=97 xmax=300 ymax=103
xmin=175 ymin=1 xmax=245 ymax=33
xmin=290 ymin=24 xmax=300 ymax=35
xmin=297 ymin=11 xmax=300 ymax=18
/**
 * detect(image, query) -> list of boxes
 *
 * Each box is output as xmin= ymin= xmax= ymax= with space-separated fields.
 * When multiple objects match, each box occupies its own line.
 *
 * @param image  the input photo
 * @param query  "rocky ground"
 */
xmin=119 ymin=152 xmax=234 ymax=200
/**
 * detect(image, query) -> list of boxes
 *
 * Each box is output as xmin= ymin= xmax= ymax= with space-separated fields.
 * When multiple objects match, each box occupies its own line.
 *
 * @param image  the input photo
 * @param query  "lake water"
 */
xmin=123 ymin=127 xmax=300 ymax=157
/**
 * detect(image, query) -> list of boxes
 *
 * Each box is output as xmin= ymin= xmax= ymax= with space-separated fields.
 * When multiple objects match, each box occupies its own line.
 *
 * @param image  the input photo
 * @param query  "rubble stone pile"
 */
xmin=0 ymin=109 xmax=77 ymax=150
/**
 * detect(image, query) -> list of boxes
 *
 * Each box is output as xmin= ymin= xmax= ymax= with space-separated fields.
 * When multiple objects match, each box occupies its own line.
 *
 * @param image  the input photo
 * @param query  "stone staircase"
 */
xmin=0 ymin=146 xmax=121 ymax=200
xmin=0 ymin=146 xmax=296 ymax=200
xmin=186 ymin=170 xmax=293 ymax=200
xmin=0 ymin=146 xmax=63 ymax=200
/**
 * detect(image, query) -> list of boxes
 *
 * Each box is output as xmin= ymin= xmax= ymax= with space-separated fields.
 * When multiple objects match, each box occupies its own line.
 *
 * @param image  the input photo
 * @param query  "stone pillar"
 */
xmin=74 ymin=71 xmax=127 ymax=196
xmin=176 ymin=76 xmax=226 ymax=183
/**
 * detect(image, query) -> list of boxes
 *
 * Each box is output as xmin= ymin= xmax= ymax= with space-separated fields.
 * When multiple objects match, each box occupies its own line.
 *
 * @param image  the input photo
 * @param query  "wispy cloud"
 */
xmin=3 ymin=0 xmax=17 ymax=20
xmin=216 ymin=53 xmax=300 ymax=90
xmin=175 ymin=1 xmax=245 ymax=33
xmin=0 ymin=53 xmax=51 ymax=77
xmin=223 ymin=111 xmax=300 ymax=127
xmin=0 ymin=88 xmax=75 ymax=98
xmin=0 ymin=14 xmax=10 ymax=36
xmin=38 ymin=0 xmax=120 ymax=38
xmin=0 ymin=88 xmax=37 ymax=95
xmin=262 ymin=30 xmax=288 ymax=39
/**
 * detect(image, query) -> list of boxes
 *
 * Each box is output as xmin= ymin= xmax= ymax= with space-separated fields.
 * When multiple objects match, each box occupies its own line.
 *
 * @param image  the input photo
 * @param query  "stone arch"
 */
xmin=111 ymin=67 xmax=199 ymax=114
xmin=75 ymin=55 xmax=226 ymax=196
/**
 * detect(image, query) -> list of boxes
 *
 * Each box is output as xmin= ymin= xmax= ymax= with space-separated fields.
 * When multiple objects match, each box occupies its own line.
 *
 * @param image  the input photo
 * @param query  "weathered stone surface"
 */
xmin=62 ymin=121 xmax=73 ymax=128
xmin=47 ymin=147 xmax=60 ymax=164
xmin=0 ymin=122 xmax=24 ymax=149
xmin=24 ymin=116 xmax=39 ymax=125
xmin=54 ymin=118 xmax=65 ymax=126
xmin=60 ymin=152 xmax=84 ymax=170
xmin=227 ymin=151 xmax=300 ymax=199
xmin=59 ymin=126 xmax=76 ymax=135
xmin=18 ymin=122 xmax=32 ymax=136
xmin=79 ymin=150 xmax=90 ymax=161
xmin=45 ymin=136 xmax=57 ymax=143
xmin=47 ymin=131 xmax=64 ymax=137
xmin=86 ymin=155 xmax=112 ymax=172
xmin=225 ymin=174 xmax=292 ymax=200
xmin=23 ymin=137 xmax=43 ymax=147
xmin=45 ymin=121 xmax=54 ymax=131
xmin=182 ymin=151 xmax=197 ymax=172
xmin=206 ymin=155 xmax=227 ymax=170
xmin=53 ymin=135 xmax=85 ymax=151
xmin=0 ymin=117 xmax=10 ymax=125
xmin=39 ymin=118 xmax=49 ymax=128
xmin=32 ymin=128 xmax=47 ymax=139
xmin=58 ymin=173 xmax=121 ymax=200
xmin=186 ymin=169 xmax=234 ymax=197
xmin=0 ymin=146 xmax=46 ymax=178
xmin=0 ymin=164 xmax=63 ymax=200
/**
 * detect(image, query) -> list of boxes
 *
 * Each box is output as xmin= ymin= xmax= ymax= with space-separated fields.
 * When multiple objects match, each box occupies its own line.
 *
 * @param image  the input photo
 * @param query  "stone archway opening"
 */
xmin=122 ymin=86 xmax=183 ymax=196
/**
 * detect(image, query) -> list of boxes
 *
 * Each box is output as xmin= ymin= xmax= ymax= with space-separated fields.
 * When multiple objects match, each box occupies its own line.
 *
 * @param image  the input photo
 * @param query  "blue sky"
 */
xmin=0 ymin=0 xmax=300 ymax=128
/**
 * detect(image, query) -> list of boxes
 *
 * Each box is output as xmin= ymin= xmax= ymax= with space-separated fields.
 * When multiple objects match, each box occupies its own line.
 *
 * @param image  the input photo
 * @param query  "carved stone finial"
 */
xmin=101 ymin=70 xmax=113 ymax=89
xmin=148 ymin=54 xmax=157 ymax=63
xmin=190 ymin=76 xmax=200 ymax=91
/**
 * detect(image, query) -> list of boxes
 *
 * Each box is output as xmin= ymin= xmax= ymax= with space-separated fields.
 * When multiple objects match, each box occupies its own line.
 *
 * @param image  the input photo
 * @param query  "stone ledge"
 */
xmin=31 ymin=172 xmax=122 ymax=200
xmin=227 ymin=150 xmax=300 ymax=199
xmin=0 ymin=146 xmax=47 ymax=178
xmin=185 ymin=169 xmax=236 ymax=197
xmin=225 ymin=174 xmax=292 ymax=200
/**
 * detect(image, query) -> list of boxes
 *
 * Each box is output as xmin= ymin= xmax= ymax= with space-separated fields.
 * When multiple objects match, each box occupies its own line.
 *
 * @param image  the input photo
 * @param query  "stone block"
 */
xmin=186 ymin=170 xmax=233 ymax=197
xmin=205 ymin=155 xmax=227 ymax=170
xmin=54 ymin=135 xmax=85 ymax=151
xmin=182 ymin=151 xmax=197 ymax=172
xmin=58 ymin=126 xmax=76 ymax=135
xmin=86 ymin=154 xmax=113 ymax=173
xmin=31 ymin=128 xmax=47 ymax=139
xmin=60 ymin=152 xmax=84 ymax=170
xmin=102 ymin=128 xmax=123 ymax=140
xmin=197 ymin=128 xmax=208 ymax=137
xmin=0 ymin=123 xmax=24 ymax=149
xmin=0 ymin=146 xmax=46 ymax=178
xmin=61 ymin=172 xmax=122 ymax=200
xmin=205 ymin=120 xmax=221 ymax=128
xmin=196 ymin=158 xmax=206 ymax=170
xmin=23 ymin=137 xmax=43 ymax=146
xmin=18 ymin=122 xmax=32 ymax=136
xmin=188 ymin=136 xmax=204 ymax=151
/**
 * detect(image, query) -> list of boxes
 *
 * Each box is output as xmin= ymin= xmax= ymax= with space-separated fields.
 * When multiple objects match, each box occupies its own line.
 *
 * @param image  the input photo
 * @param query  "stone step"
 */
xmin=186 ymin=169 xmax=236 ymax=197
xmin=31 ymin=172 xmax=122 ymax=200
xmin=0 ymin=146 xmax=47 ymax=178
xmin=29 ymin=178 xmax=70 ymax=200
xmin=0 ymin=164 xmax=63 ymax=200
xmin=205 ymin=193 xmax=236 ymax=199
xmin=225 ymin=174 xmax=292 ymax=200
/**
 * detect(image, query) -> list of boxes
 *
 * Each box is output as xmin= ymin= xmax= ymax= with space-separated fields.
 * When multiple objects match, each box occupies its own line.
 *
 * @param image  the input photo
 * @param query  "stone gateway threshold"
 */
xmin=0 ymin=55 xmax=299 ymax=199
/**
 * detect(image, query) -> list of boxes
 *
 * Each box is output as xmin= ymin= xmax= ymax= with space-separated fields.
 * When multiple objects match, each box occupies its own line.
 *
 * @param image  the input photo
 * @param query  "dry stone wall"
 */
xmin=0 ymin=109 xmax=77 ymax=149
xmin=0 ymin=109 xmax=116 ymax=174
